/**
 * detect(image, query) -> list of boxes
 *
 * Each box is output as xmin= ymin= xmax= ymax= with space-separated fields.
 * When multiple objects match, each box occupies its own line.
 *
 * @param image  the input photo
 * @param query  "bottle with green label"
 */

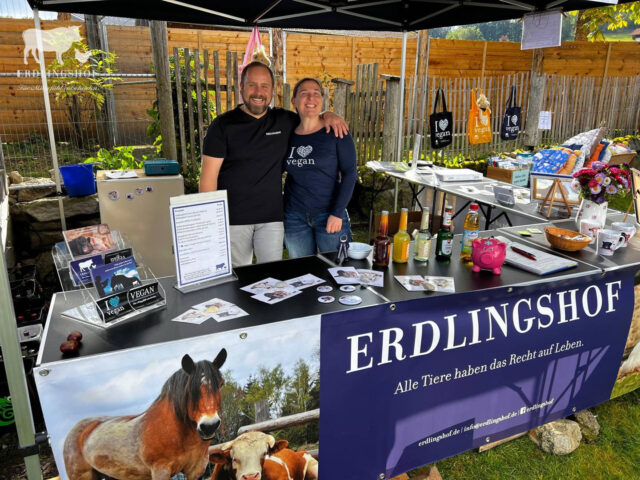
xmin=414 ymin=207 xmax=432 ymax=262
xmin=435 ymin=205 xmax=454 ymax=261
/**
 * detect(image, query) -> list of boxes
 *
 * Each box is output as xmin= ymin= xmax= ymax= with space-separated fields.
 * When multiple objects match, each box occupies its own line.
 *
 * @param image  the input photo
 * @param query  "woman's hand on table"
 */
xmin=326 ymin=215 xmax=343 ymax=233
xmin=322 ymin=112 xmax=349 ymax=138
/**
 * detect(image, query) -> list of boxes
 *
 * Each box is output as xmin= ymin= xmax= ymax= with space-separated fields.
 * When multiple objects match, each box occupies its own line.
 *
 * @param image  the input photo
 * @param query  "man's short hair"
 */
xmin=241 ymin=61 xmax=275 ymax=87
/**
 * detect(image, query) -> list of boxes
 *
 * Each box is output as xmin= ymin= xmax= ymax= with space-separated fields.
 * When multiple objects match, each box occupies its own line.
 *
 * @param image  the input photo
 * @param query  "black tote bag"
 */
xmin=429 ymin=88 xmax=453 ymax=149
xmin=500 ymin=86 xmax=521 ymax=141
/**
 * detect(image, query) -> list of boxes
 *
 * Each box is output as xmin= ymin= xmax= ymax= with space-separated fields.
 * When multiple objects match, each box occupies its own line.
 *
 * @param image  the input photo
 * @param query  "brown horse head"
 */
xmin=160 ymin=348 xmax=227 ymax=440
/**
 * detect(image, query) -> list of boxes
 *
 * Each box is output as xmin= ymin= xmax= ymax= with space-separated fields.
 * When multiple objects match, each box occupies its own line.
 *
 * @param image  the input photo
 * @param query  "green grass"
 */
xmin=407 ymin=388 xmax=640 ymax=479
xmin=603 ymin=31 xmax=637 ymax=42
xmin=612 ymin=371 xmax=640 ymax=399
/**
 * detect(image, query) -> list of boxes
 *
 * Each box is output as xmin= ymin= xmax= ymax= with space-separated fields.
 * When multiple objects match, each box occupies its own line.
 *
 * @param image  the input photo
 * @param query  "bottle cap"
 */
xmin=381 ymin=210 xmax=389 ymax=215
xmin=470 ymin=203 xmax=479 ymax=211
xmin=401 ymin=208 xmax=408 ymax=212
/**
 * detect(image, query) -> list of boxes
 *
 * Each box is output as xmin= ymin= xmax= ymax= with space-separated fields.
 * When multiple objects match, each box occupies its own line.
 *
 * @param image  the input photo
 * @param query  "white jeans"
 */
xmin=229 ymin=222 xmax=284 ymax=267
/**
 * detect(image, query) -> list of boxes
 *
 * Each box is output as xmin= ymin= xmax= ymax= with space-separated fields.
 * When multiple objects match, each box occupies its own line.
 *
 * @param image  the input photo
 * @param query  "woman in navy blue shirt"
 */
xmin=284 ymin=78 xmax=357 ymax=258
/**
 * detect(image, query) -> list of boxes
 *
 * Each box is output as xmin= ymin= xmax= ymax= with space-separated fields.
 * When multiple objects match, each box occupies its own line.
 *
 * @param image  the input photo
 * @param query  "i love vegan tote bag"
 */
xmin=500 ymin=86 xmax=521 ymax=141
xmin=429 ymin=88 xmax=453 ymax=149
xmin=467 ymin=88 xmax=492 ymax=145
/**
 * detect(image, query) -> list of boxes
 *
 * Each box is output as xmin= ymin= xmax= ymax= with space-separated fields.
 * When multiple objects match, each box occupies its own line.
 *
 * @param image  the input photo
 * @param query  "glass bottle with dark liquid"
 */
xmin=373 ymin=210 xmax=391 ymax=267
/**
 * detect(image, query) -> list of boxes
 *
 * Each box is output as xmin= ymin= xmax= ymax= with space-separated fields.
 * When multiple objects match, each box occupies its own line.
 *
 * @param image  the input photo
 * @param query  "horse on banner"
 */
xmin=63 ymin=349 xmax=227 ymax=480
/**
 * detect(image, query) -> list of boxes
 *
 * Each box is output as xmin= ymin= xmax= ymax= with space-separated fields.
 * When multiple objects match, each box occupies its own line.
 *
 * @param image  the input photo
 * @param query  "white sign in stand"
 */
xmin=521 ymin=11 xmax=562 ymax=50
xmin=170 ymin=190 xmax=236 ymax=293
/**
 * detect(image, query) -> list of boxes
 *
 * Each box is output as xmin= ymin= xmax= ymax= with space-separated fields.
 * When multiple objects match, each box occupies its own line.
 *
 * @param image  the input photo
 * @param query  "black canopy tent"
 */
xmin=26 ymin=0 xmax=633 ymax=31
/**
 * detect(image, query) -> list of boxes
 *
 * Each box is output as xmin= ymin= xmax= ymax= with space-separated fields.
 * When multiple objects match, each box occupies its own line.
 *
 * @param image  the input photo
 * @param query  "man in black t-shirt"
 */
xmin=201 ymin=61 xmax=347 ymax=267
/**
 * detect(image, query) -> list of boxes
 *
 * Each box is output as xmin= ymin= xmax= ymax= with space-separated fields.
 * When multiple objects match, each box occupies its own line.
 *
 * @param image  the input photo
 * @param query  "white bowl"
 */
xmin=348 ymin=242 xmax=372 ymax=260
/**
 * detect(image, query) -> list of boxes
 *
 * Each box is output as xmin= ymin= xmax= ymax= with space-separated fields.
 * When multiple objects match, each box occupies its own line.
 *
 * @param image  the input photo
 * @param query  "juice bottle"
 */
xmin=414 ymin=207 xmax=432 ymax=262
xmin=393 ymin=208 xmax=411 ymax=263
xmin=373 ymin=210 xmax=391 ymax=267
xmin=460 ymin=202 xmax=480 ymax=262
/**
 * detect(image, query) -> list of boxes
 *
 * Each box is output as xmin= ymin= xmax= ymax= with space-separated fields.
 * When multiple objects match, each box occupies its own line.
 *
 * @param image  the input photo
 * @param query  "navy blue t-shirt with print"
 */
xmin=203 ymin=106 xmax=298 ymax=225
xmin=284 ymin=129 xmax=357 ymax=218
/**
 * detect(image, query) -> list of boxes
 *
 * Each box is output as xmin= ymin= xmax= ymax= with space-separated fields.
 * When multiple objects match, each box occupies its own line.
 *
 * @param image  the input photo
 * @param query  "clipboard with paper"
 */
xmin=494 ymin=235 xmax=578 ymax=276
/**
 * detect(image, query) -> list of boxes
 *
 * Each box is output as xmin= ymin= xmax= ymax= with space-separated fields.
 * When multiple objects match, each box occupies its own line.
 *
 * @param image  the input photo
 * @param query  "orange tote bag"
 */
xmin=467 ymin=89 xmax=492 ymax=145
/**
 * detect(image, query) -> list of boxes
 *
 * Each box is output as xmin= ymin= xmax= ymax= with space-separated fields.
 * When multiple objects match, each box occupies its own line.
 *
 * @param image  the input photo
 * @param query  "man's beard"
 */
xmin=243 ymin=95 xmax=269 ymax=115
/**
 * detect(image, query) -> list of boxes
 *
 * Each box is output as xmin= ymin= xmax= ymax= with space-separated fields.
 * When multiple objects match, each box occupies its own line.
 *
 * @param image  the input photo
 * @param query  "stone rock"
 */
xmin=31 ymin=220 xmax=63 ymax=232
xmin=573 ymin=410 xmax=600 ymax=442
xmin=535 ymin=419 xmax=582 ymax=455
xmin=8 ymin=171 xmax=23 ymax=184
xmin=35 ymin=250 xmax=56 ymax=283
xmin=12 ymin=195 xmax=99 ymax=222
xmin=16 ymin=177 xmax=56 ymax=202
xmin=29 ymin=230 xmax=64 ymax=251
xmin=408 ymin=466 xmax=442 ymax=480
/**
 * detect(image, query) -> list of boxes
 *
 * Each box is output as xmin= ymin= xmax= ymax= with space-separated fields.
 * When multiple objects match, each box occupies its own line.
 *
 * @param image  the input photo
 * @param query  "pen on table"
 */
xmin=511 ymin=246 xmax=537 ymax=261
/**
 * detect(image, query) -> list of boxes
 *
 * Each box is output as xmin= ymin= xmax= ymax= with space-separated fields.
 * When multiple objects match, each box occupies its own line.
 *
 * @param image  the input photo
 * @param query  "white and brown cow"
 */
xmin=209 ymin=431 xmax=318 ymax=480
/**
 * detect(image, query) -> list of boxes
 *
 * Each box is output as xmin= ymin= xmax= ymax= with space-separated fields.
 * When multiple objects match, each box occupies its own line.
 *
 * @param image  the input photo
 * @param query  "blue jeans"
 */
xmin=284 ymin=209 xmax=352 ymax=258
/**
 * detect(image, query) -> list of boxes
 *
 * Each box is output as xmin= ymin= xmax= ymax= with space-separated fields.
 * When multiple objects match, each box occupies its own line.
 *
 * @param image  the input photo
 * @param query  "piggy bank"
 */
xmin=471 ymin=238 xmax=506 ymax=274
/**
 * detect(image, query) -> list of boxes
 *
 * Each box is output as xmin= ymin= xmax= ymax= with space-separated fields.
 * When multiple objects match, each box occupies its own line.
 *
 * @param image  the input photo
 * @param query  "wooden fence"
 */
xmin=540 ymin=75 xmax=640 ymax=144
xmin=2 ymin=16 xmax=640 ymax=175
xmin=3 ymin=17 xmax=640 ymax=142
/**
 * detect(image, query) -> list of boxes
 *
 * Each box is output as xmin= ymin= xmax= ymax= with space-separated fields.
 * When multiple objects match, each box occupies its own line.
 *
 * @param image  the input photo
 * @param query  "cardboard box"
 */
xmin=486 ymin=165 xmax=530 ymax=187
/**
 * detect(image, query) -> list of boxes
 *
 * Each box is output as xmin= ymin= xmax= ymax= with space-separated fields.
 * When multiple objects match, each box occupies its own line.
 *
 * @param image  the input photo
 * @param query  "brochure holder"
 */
xmin=52 ymin=231 xmax=166 ymax=329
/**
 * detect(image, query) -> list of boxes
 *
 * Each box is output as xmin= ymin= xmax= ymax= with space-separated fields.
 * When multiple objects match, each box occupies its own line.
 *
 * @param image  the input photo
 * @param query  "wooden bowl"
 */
xmin=544 ymin=227 xmax=591 ymax=251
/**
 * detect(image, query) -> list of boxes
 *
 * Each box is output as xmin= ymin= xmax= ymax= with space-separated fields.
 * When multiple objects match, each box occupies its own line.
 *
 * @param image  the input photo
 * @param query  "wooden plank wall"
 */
xmin=2 ymin=17 xmax=640 ymax=144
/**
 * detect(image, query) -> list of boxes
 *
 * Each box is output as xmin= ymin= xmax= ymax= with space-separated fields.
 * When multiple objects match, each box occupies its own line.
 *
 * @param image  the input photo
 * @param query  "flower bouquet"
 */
xmin=572 ymin=161 xmax=631 ymax=229
xmin=571 ymin=161 xmax=631 ymax=204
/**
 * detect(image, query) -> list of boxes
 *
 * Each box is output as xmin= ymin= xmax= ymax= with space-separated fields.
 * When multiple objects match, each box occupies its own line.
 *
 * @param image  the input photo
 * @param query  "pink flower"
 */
xmin=588 ymin=179 xmax=598 ymax=188
xmin=590 ymin=185 xmax=602 ymax=195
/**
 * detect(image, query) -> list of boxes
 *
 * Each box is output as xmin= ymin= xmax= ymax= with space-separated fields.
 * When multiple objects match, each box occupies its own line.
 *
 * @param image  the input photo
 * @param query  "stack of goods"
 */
xmin=531 ymin=128 xmax=636 ymax=176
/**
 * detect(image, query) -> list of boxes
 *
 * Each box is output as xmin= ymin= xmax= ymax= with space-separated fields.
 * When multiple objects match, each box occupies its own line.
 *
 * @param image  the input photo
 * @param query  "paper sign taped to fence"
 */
xmin=538 ymin=111 xmax=552 ymax=130
xmin=521 ymin=11 xmax=562 ymax=50
xmin=170 ymin=191 xmax=232 ymax=288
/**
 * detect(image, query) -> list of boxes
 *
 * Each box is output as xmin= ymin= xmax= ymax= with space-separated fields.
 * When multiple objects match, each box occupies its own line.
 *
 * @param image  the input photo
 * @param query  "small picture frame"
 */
xmin=530 ymin=173 xmax=580 ymax=205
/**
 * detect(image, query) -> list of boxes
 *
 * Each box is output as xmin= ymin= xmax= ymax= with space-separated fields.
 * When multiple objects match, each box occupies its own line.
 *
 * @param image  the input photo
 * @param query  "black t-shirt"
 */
xmin=203 ymin=107 xmax=298 ymax=225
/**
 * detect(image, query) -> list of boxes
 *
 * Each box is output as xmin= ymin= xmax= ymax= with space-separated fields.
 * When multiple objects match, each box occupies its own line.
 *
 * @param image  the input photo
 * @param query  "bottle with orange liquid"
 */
xmin=392 ymin=208 xmax=411 ymax=263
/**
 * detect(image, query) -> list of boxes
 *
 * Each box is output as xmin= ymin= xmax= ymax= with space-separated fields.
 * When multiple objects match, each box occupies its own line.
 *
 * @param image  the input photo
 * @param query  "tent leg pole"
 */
xmin=396 ymin=30 xmax=407 ymax=163
xmin=34 ymin=8 xmax=66 ymax=230
xmin=0 ymin=246 xmax=41 ymax=480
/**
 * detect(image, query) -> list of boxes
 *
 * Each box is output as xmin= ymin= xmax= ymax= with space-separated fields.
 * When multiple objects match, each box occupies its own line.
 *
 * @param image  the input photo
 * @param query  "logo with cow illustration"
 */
xmin=23 ymin=26 xmax=88 ymax=65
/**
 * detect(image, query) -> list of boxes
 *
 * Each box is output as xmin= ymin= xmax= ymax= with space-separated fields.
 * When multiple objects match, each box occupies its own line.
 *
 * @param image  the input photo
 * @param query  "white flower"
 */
xmin=603 ymin=177 xmax=611 ymax=186
xmin=570 ymin=179 xmax=581 ymax=192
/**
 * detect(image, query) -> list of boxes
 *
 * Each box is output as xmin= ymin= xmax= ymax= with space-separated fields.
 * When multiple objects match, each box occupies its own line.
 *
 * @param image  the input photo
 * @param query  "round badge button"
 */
xmin=317 ymin=295 xmax=335 ymax=303
xmin=340 ymin=285 xmax=356 ymax=292
xmin=339 ymin=295 xmax=362 ymax=306
xmin=317 ymin=285 xmax=333 ymax=293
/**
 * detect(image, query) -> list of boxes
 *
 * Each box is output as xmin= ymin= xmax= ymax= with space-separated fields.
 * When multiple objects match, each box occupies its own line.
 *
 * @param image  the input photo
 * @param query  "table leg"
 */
xmin=485 ymin=205 xmax=493 ymax=230
xmin=394 ymin=179 xmax=399 ymax=212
